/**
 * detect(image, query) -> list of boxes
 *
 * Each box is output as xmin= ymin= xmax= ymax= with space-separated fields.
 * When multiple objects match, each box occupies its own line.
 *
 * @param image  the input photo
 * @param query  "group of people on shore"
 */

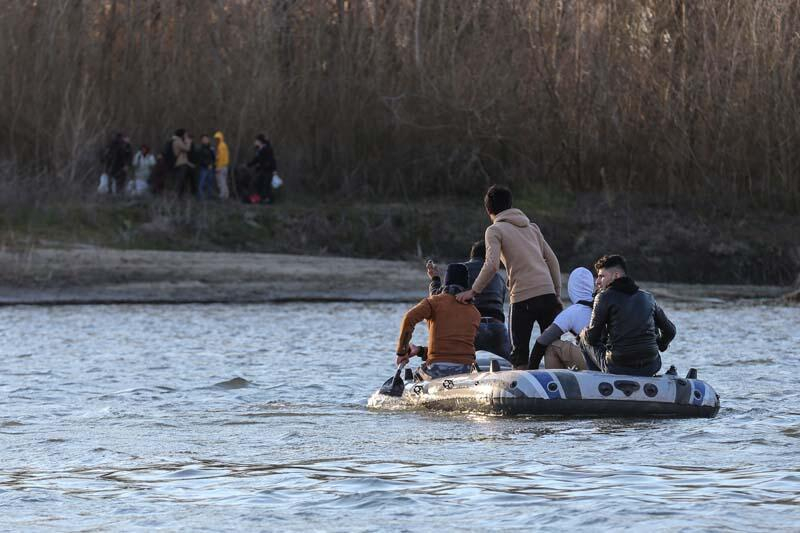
xmin=100 ymin=130 xmax=282 ymax=203
xmin=396 ymin=185 xmax=676 ymax=380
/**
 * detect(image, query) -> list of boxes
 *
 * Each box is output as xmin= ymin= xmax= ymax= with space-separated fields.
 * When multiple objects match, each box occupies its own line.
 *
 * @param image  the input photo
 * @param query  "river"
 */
xmin=1 ymin=302 xmax=798 ymax=530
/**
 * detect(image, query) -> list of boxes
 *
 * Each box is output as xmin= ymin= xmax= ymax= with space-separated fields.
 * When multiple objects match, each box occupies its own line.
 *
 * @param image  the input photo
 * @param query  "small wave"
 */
xmin=366 ymin=392 xmax=419 ymax=411
xmin=781 ymin=427 xmax=800 ymax=438
xmin=214 ymin=377 xmax=252 ymax=389
xmin=737 ymin=358 xmax=775 ymax=365
xmin=97 ymin=387 xmax=162 ymax=399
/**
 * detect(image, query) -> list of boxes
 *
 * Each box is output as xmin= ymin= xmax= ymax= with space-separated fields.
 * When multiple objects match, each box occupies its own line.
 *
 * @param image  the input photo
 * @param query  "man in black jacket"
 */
xmin=428 ymin=241 xmax=511 ymax=359
xmin=196 ymin=134 xmax=216 ymax=200
xmin=247 ymin=134 xmax=277 ymax=204
xmin=579 ymin=255 xmax=675 ymax=376
xmin=103 ymin=133 xmax=132 ymax=195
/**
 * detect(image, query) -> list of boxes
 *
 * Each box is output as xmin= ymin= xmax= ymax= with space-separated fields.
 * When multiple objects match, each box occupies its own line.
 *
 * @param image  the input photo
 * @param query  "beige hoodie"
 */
xmin=172 ymin=136 xmax=192 ymax=168
xmin=472 ymin=208 xmax=561 ymax=303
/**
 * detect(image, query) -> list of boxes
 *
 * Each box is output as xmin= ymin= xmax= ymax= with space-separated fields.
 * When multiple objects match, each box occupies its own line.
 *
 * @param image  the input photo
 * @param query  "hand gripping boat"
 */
xmin=369 ymin=354 xmax=720 ymax=418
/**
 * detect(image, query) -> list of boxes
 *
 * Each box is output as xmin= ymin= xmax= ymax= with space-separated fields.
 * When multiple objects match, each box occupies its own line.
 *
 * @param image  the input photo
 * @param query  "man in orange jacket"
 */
xmin=396 ymin=263 xmax=480 ymax=381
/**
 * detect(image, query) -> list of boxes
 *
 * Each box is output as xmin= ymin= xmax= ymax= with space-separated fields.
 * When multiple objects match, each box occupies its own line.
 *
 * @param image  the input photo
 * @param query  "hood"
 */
xmin=609 ymin=276 xmax=639 ymax=295
xmin=444 ymin=263 xmax=469 ymax=289
xmin=494 ymin=208 xmax=530 ymax=228
xmin=442 ymin=284 xmax=467 ymax=295
xmin=214 ymin=131 xmax=225 ymax=142
xmin=567 ymin=267 xmax=595 ymax=304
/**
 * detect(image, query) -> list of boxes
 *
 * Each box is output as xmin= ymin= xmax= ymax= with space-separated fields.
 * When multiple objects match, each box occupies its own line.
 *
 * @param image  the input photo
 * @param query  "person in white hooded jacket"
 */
xmin=528 ymin=267 xmax=595 ymax=370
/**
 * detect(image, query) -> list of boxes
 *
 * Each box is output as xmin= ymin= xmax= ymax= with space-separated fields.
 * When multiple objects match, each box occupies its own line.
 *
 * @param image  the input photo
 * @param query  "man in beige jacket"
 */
xmin=457 ymin=185 xmax=562 ymax=369
xmin=172 ymin=129 xmax=194 ymax=198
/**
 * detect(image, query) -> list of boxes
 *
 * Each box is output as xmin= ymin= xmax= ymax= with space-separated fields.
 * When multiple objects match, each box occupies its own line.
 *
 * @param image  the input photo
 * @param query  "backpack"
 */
xmin=162 ymin=139 xmax=176 ymax=168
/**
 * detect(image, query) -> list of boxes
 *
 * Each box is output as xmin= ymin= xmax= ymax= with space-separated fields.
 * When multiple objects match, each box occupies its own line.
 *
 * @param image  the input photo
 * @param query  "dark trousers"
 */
xmin=176 ymin=165 xmax=195 ymax=198
xmin=110 ymin=169 xmax=126 ymax=195
xmin=509 ymin=293 xmax=561 ymax=368
xmin=256 ymin=173 xmax=273 ymax=202
xmin=475 ymin=319 xmax=511 ymax=359
xmin=581 ymin=341 xmax=662 ymax=377
xmin=197 ymin=167 xmax=215 ymax=199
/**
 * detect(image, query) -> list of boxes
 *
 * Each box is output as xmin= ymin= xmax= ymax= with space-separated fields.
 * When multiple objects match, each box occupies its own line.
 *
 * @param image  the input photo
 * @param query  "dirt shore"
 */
xmin=0 ymin=247 xmax=791 ymax=306
xmin=2 ymin=198 xmax=798 ymax=287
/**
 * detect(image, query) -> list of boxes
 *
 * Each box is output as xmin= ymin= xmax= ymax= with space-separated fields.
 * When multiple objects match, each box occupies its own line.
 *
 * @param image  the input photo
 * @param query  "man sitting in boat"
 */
xmin=426 ymin=240 xmax=510 ymax=359
xmin=396 ymin=263 xmax=480 ymax=381
xmin=579 ymin=255 xmax=676 ymax=376
xmin=527 ymin=267 xmax=595 ymax=370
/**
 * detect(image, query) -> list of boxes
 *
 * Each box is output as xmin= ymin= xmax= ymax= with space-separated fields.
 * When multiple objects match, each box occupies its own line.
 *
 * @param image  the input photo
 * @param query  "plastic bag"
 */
xmin=271 ymin=173 xmax=283 ymax=189
xmin=97 ymin=173 xmax=110 ymax=194
xmin=133 ymin=178 xmax=149 ymax=195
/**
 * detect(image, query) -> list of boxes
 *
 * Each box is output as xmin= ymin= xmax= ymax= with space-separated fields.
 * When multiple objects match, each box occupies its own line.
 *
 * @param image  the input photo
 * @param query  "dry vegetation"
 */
xmin=1 ymin=0 xmax=799 ymax=209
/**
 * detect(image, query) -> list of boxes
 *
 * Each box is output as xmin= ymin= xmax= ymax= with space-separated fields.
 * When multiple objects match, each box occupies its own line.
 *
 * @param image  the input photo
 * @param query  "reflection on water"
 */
xmin=0 ymin=302 xmax=798 ymax=530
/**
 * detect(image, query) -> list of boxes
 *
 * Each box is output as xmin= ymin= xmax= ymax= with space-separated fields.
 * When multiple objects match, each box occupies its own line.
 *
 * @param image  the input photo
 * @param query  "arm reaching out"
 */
xmin=529 ymin=323 xmax=566 ymax=369
xmin=395 ymin=298 xmax=433 ymax=357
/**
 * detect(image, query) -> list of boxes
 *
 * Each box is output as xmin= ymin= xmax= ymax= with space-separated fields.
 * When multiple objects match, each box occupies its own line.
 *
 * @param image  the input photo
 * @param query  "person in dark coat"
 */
xmin=247 ymin=134 xmax=277 ymax=204
xmin=149 ymin=154 xmax=168 ymax=195
xmin=103 ymin=133 xmax=133 ymax=195
xmin=195 ymin=134 xmax=216 ymax=200
xmin=579 ymin=255 xmax=676 ymax=376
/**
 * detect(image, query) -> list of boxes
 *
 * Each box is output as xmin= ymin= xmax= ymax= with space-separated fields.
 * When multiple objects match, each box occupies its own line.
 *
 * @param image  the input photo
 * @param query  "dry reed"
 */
xmin=1 ymin=0 xmax=799 ymax=210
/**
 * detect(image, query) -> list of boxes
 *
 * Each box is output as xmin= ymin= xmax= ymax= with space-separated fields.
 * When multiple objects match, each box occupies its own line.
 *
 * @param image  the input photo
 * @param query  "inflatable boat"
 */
xmin=368 ymin=354 xmax=720 ymax=418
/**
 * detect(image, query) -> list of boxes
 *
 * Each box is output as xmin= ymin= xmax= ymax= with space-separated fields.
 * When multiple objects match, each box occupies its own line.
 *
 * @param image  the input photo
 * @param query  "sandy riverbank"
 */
xmin=0 ymin=246 xmax=792 ymax=306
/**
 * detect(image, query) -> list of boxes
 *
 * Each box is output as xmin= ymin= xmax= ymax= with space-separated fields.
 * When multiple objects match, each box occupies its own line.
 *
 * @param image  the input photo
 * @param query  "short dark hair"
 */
xmin=175 ymin=128 xmax=186 ymax=137
xmin=469 ymin=240 xmax=486 ymax=260
xmin=484 ymin=185 xmax=512 ymax=215
xmin=594 ymin=254 xmax=627 ymax=274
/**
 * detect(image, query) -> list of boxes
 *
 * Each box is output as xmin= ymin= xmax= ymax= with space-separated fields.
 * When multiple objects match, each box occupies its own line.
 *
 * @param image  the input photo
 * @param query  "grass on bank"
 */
xmin=0 ymin=196 xmax=499 ymax=259
xmin=1 ymin=190 xmax=797 ymax=285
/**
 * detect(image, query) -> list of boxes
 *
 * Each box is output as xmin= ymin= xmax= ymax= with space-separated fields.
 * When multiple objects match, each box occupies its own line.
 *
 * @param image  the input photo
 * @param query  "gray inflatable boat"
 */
xmin=369 ymin=354 xmax=720 ymax=418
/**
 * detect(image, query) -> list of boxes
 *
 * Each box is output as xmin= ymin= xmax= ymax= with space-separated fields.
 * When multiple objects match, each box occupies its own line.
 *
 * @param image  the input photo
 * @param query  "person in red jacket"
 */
xmin=396 ymin=263 xmax=480 ymax=381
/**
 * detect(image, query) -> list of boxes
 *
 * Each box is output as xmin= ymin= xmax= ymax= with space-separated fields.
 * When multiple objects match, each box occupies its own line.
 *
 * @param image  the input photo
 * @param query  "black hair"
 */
xmin=175 ymin=128 xmax=186 ymax=137
xmin=594 ymin=254 xmax=627 ymax=274
xmin=255 ymin=134 xmax=268 ymax=144
xmin=484 ymin=185 xmax=512 ymax=215
xmin=469 ymin=240 xmax=486 ymax=260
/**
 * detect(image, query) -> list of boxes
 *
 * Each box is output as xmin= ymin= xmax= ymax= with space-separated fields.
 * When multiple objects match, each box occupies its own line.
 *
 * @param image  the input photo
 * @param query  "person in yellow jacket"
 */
xmin=213 ymin=131 xmax=230 ymax=199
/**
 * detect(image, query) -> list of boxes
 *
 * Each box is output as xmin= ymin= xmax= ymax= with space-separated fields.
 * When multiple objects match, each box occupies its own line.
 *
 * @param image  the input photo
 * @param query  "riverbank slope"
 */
xmin=0 ymin=246 xmax=791 ymax=306
xmin=1 ymin=196 xmax=798 ymax=304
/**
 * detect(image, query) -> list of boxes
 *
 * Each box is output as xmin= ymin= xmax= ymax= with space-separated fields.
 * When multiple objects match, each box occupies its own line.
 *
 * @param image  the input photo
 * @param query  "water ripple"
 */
xmin=0 ymin=302 xmax=798 ymax=530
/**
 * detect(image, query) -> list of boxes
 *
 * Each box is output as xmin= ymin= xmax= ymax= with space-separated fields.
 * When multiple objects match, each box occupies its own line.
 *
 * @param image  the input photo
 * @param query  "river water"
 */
xmin=1 ymin=301 xmax=798 ymax=531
